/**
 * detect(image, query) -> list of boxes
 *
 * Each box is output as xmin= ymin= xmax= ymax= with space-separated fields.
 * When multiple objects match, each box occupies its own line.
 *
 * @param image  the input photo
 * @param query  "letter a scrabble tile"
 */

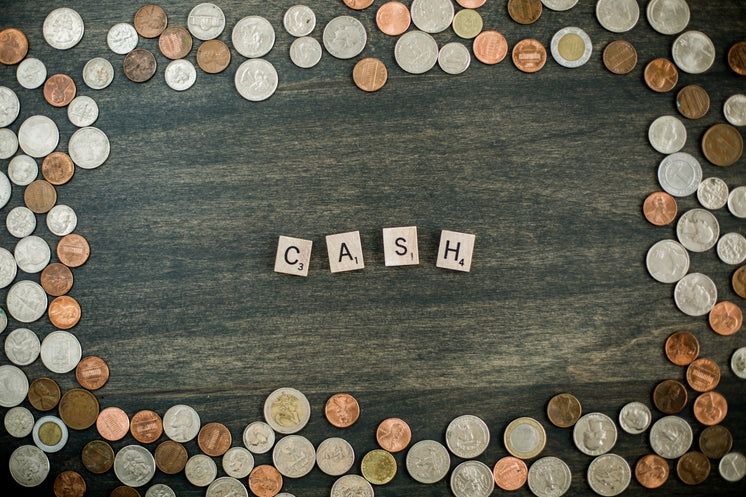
xmin=326 ymin=231 xmax=365 ymax=273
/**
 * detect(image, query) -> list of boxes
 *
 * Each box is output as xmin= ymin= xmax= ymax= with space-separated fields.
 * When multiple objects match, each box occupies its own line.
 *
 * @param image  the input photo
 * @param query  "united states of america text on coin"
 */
xmin=410 ymin=0 xmax=454 ymax=34
xmin=697 ymin=177 xmax=728 ymax=210
xmin=646 ymin=239 xmax=689 ymax=283
xmin=43 ymin=8 xmax=84 ymax=50
xmin=596 ymin=0 xmax=639 ymax=33
xmin=243 ymin=420 xmax=275 ymax=453
xmin=438 ymin=42 xmax=471 ymax=74
xmin=233 ymin=16 xmax=275 ymax=58
xmin=6 ymin=206 xmax=35 ymax=238
xmin=4 ymin=327 xmax=40 ymax=366
xmin=235 ymin=59 xmax=278 ymax=102
xmin=67 ymin=96 xmax=98 ymax=127
xmin=674 ymin=272 xmax=716 ymax=316
xmin=647 ymin=0 xmax=690 ymax=35
xmin=316 ymin=437 xmax=355 ymax=476
xmin=650 ymin=416 xmax=692 ymax=459
xmin=83 ymin=57 xmax=114 ymax=89
xmin=9 ymin=445 xmax=49 ymax=487
xmin=648 ymin=115 xmax=686 ymax=154
xmin=284 ymin=5 xmax=315 ymax=37
xmin=672 ymin=30 xmax=715 ymax=74
xmin=114 ymin=445 xmax=156 ymax=487
xmin=163 ymin=404 xmax=200 ymax=443
xmin=222 ymin=446 xmax=254 ymax=479
xmin=5 ymin=406 xmax=34 ymax=438
xmin=165 ymin=59 xmax=196 ymax=91
xmin=273 ymin=435 xmax=315 ymax=478
xmin=107 ymin=23 xmax=138 ymax=55
xmin=323 ymin=16 xmax=366 ymax=59
xmin=188 ymin=3 xmax=225 ymax=40
xmin=618 ymin=402 xmax=651 ymax=435
xmin=0 ymin=364 xmax=29 ymax=407
xmin=395 ymin=30 xmax=438 ymax=74
xmin=527 ymin=457 xmax=572 ymax=497
xmin=724 ymin=94 xmax=746 ymax=126
xmin=445 ymin=414 xmax=490 ymax=458
xmin=573 ymin=412 xmax=617 ymax=456
xmin=450 ymin=460 xmax=494 ymax=497
xmin=290 ymin=37 xmax=322 ymax=69
xmin=406 ymin=439 xmax=450 ymax=484
xmin=676 ymin=208 xmax=719 ymax=252
xmin=587 ymin=453 xmax=631 ymax=496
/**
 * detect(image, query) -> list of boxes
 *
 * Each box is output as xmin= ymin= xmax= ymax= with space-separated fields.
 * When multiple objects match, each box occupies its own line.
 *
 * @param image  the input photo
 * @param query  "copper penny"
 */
xmin=123 ymin=48 xmax=157 ymax=83
xmin=41 ymin=263 xmax=74 ymax=297
xmin=728 ymin=41 xmax=746 ymax=76
xmin=376 ymin=2 xmax=411 ymax=36
xmin=97 ymin=406 xmax=130 ymax=441
xmin=43 ymin=74 xmax=76 ymax=107
xmin=324 ymin=393 xmax=360 ymax=428
xmin=693 ymin=391 xmax=727 ymax=426
xmin=48 ymin=295 xmax=82 ymax=329
xmin=57 ymin=233 xmax=91 ymax=268
xmin=602 ymin=40 xmax=637 ymax=75
xmin=507 ymin=0 xmax=542 ymax=25
xmin=644 ymin=58 xmax=678 ymax=93
xmin=197 ymin=422 xmax=232 ymax=457
xmin=248 ymin=465 xmax=283 ymax=497
xmin=493 ymin=456 xmax=528 ymax=490
xmin=699 ymin=425 xmax=733 ymax=459
xmin=42 ymin=152 xmax=75 ymax=186
xmin=652 ymin=379 xmax=687 ymax=414
xmin=686 ymin=358 xmax=720 ymax=392
xmin=473 ymin=31 xmax=508 ymax=65
xmin=676 ymin=451 xmax=711 ymax=485
xmin=0 ymin=28 xmax=29 ymax=65
xmin=196 ymin=39 xmax=231 ymax=74
xmin=512 ymin=39 xmax=546 ymax=73
xmin=59 ymin=388 xmax=100 ymax=430
xmin=110 ymin=486 xmax=141 ymax=497
xmin=643 ymin=191 xmax=677 ymax=226
xmin=676 ymin=85 xmax=710 ymax=120
xmin=75 ymin=356 xmax=110 ymax=390
xmin=53 ymin=470 xmax=86 ymax=497
xmin=28 ymin=377 xmax=62 ymax=411
xmin=159 ymin=26 xmax=192 ymax=60
xmin=81 ymin=439 xmax=115 ymax=474
xmin=353 ymin=58 xmax=387 ymax=92
xmin=709 ymin=301 xmax=742 ymax=336
xmin=24 ymin=179 xmax=57 ymax=214
xmin=546 ymin=392 xmax=582 ymax=428
xmin=702 ymin=123 xmax=743 ymax=167
xmin=344 ymin=0 xmax=374 ymax=9
xmin=635 ymin=454 xmax=669 ymax=489
xmin=376 ymin=417 xmax=411 ymax=452
xmin=131 ymin=410 xmax=163 ymax=444
xmin=733 ymin=265 xmax=746 ymax=299
xmin=457 ymin=0 xmax=487 ymax=7
xmin=155 ymin=440 xmax=188 ymax=474
xmin=134 ymin=4 xmax=168 ymax=38
xmin=664 ymin=330 xmax=699 ymax=366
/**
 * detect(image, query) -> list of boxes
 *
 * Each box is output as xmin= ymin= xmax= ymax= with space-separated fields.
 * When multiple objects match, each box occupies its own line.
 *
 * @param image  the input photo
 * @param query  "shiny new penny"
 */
xmin=134 ymin=4 xmax=168 ymax=38
xmin=512 ymin=39 xmax=546 ymax=73
xmin=155 ymin=440 xmax=188 ymax=474
xmin=59 ymin=388 xmax=100 ymax=430
xmin=353 ymin=58 xmax=387 ymax=92
xmin=57 ymin=233 xmax=90 ymax=267
xmin=602 ymin=40 xmax=637 ymax=74
xmin=344 ymin=0 xmax=374 ymax=9
xmin=734 ymin=266 xmax=746 ymax=299
xmin=0 ymin=28 xmax=29 ymax=65
xmin=48 ymin=295 xmax=81 ymax=329
xmin=635 ymin=454 xmax=669 ymax=489
xmin=699 ymin=425 xmax=733 ymax=459
xmin=728 ymin=41 xmax=746 ymax=76
xmin=702 ymin=123 xmax=743 ymax=167
xmin=546 ymin=393 xmax=582 ymax=428
xmin=28 ymin=377 xmax=61 ymax=411
xmin=677 ymin=451 xmax=711 ymax=485
xmin=324 ymin=393 xmax=360 ymax=428
xmin=196 ymin=39 xmax=231 ymax=74
xmin=693 ymin=391 xmax=727 ymax=426
xmin=664 ymin=330 xmax=699 ymax=366
xmin=41 ymin=263 xmax=74 ymax=296
xmin=653 ymin=379 xmax=687 ymax=414
xmin=493 ymin=456 xmax=528 ymax=491
xmin=75 ymin=356 xmax=110 ymax=390
xmin=676 ymin=85 xmax=710 ymax=119
xmin=131 ymin=410 xmax=163 ymax=444
xmin=643 ymin=191 xmax=677 ymax=226
xmin=198 ymin=422 xmax=232 ymax=457
xmin=709 ymin=301 xmax=742 ymax=336
xmin=376 ymin=417 xmax=411 ymax=452
xmin=645 ymin=58 xmax=678 ymax=93
xmin=43 ymin=74 xmax=76 ymax=107
xmin=686 ymin=358 xmax=720 ymax=392
xmin=508 ymin=0 xmax=542 ymax=25
xmin=81 ymin=439 xmax=115 ymax=474
xmin=110 ymin=486 xmax=141 ymax=497
xmin=123 ymin=48 xmax=157 ymax=83
xmin=42 ymin=152 xmax=75 ymax=186
xmin=24 ymin=179 xmax=57 ymax=214
xmin=376 ymin=2 xmax=410 ymax=36
xmin=473 ymin=31 xmax=508 ymax=65
xmin=53 ymin=470 xmax=86 ymax=497
xmin=97 ymin=407 xmax=130 ymax=441
xmin=159 ymin=26 xmax=192 ymax=60
xmin=248 ymin=465 xmax=283 ymax=497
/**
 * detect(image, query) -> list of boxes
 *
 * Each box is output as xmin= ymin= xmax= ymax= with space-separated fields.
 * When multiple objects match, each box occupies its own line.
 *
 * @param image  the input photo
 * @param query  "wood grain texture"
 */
xmin=1 ymin=1 xmax=745 ymax=496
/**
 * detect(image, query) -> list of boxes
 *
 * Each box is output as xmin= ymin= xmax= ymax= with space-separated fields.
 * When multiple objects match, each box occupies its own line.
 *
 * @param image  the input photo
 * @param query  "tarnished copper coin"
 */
xmin=376 ymin=417 xmax=411 ymax=452
xmin=155 ymin=440 xmax=188 ymax=474
xmin=473 ymin=31 xmax=508 ymax=65
xmin=699 ymin=425 xmax=733 ymax=459
xmin=42 ymin=152 xmax=75 ymax=186
xmin=635 ymin=454 xmax=669 ymax=489
xmin=602 ymin=40 xmax=637 ymax=75
xmin=59 ymin=388 xmax=100 ymax=430
xmin=677 ymin=451 xmax=711 ymax=485
xmin=131 ymin=410 xmax=163 ymax=444
xmin=512 ymin=39 xmax=546 ymax=73
xmin=249 ymin=465 xmax=283 ymax=497
xmin=134 ymin=4 xmax=168 ymax=38
xmin=507 ymin=0 xmax=542 ymax=25
xmin=41 ymin=263 xmax=74 ymax=297
xmin=728 ymin=41 xmax=746 ymax=76
xmin=57 ymin=233 xmax=90 ymax=268
xmin=664 ymin=330 xmax=699 ymax=366
xmin=676 ymin=85 xmax=710 ymax=120
xmin=110 ymin=486 xmax=141 ymax=497
xmin=344 ymin=0 xmax=375 ymax=9
xmin=693 ymin=391 xmax=727 ymax=426
xmin=324 ymin=393 xmax=360 ymax=428
xmin=123 ymin=48 xmax=157 ymax=83
xmin=24 ymin=179 xmax=57 ymax=214
xmin=353 ymin=58 xmax=387 ymax=92
xmin=376 ymin=2 xmax=410 ymax=36
xmin=28 ymin=377 xmax=61 ymax=411
xmin=53 ymin=470 xmax=86 ymax=497
xmin=709 ymin=301 xmax=742 ymax=336
xmin=734 ymin=265 xmax=746 ymax=299
xmin=493 ymin=456 xmax=528 ymax=490
xmin=196 ymin=39 xmax=231 ymax=74
xmin=0 ymin=28 xmax=29 ymax=65
xmin=702 ymin=123 xmax=743 ymax=167
xmin=97 ymin=406 xmax=130 ymax=441
xmin=43 ymin=74 xmax=76 ymax=107
xmin=643 ymin=191 xmax=677 ymax=226
xmin=48 ymin=295 xmax=81 ymax=329
xmin=645 ymin=58 xmax=678 ymax=93
xmin=546 ymin=393 xmax=582 ymax=428
xmin=686 ymin=358 xmax=720 ymax=392
xmin=81 ymin=439 xmax=115 ymax=474
xmin=75 ymin=356 xmax=110 ymax=390
xmin=653 ymin=379 xmax=687 ymax=414
xmin=197 ymin=422 xmax=232 ymax=457
xmin=159 ymin=26 xmax=192 ymax=60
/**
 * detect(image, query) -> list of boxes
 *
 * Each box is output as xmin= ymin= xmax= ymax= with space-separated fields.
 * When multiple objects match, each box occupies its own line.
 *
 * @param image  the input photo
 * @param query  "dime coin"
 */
xmin=243 ymin=420 xmax=275 ymax=453
xmin=207 ymin=477 xmax=247 ymax=497
xmin=198 ymin=422 xmax=232 ymax=457
xmin=154 ymin=440 xmax=188 ymax=474
xmin=222 ymin=446 xmax=254 ymax=478
xmin=596 ymin=0 xmax=639 ymax=33
xmin=316 ymin=437 xmax=355 ymax=476
xmin=283 ymin=5 xmax=315 ymax=37
xmin=59 ymin=388 xmax=99 ymax=430
xmin=602 ymin=40 xmax=637 ymax=74
xmin=5 ymin=328 xmax=40 ymax=366
xmin=376 ymin=417 xmax=411 ymax=452
xmin=0 ymin=28 xmax=28 ymax=64
xmin=27 ymin=377 xmax=60 ymax=411
xmin=587 ymin=453 xmax=631 ymax=496
xmin=43 ymin=74 xmax=76 ymax=107
xmin=47 ymin=204 xmax=77 ymax=236
xmin=289 ymin=36 xmax=322 ymax=69
xmin=331 ymin=475 xmax=373 ymax=497
xmin=438 ymin=42 xmax=471 ymax=75
xmin=724 ymin=94 xmax=746 ymax=126
xmin=657 ymin=152 xmax=701 ymax=197
xmin=9 ymin=155 xmax=38 ymax=186
xmin=324 ymin=393 xmax=360 ymax=427
xmin=676 ymin=208 xmax=718 ymax=252
xmin=376 ymin=2 xmax=410 ymax=36
xmin=653 ymin=379 xmax=687 ymax=414
xmin=541 ymin=0 xmax=577 ymax=10
xmin=719 ymin=452 xmax=746 ymax=482
xmin=43 ymin=8 xmax=84 ymax=50
xmin=493 ymin=456 xmax=527 ymax=491
xmin=410 ymin=0 xmax=454 ymax=34
xmin=264 ymin=387 xmax=310 ymax=434
xmin=97 ymin=407 xmax=130 ymax=441
xmin=24 ymin=180 xmax=57 ymax=214
xmin=451 ymin=460 xmax=494 ymax=497
xmin=163 ymin=404 xmax=200 ymax=443
xmin=709 ymin=301 xmax=742 ymax=335
xmin=134 ymin=5 xmax=168 ymax=38
xmin=512 ymin=39 xmax=546 ymax=73
xmin=0 ymin=248 xmax=17 ymax=288
xmin=0 ymin=128 xmax=17 ymax=159
xmin=9 ymin=445 xmax=49 ymax=487
xmin=83 ymin=57 xmax=114 ymax=89
xmin=41 ymin=330 xmax=81 ymax=373
xmin=643 ymin=192 xmax=677 ymax=226
xmin=674 ymin=273 xmax=717 ymax=316
xmin=693 ymin=391 xmax=727 ymax=426
xmin=69 ymin=126 xmax=110 ymax=169
xmin=188 ymin=3 xmax=225 ymax=40
xmin=115 ymin=445 xmax=156 ymax=487
xmin=0 ymin=364 xmax=29 ymax=407
xmin=18 ymin=115 xmax=59 ymax=158
xmin=165 ymin=59 xmax=196 ymax=91
xmin=664 ymin=330 xmax=699 ymax=366
xmin=730 ymin=187 xmax=746 ymax=218
xmin=15 ymin=235 xmax=51 ymax=273
xmin=159 ymin=26 xmax=192 ymax=60
xmin=618 ymin=401 xmax=651 ymax=435
xmin=702 ymin=123 xmax=743 ymax=167
xmin=353 ymin=58 xmax=387 ymax=92
xmin=650 ymin=416 xmax=692 ymax=459
xmin=672 ymin=31 xmax=715 ymax=74
xmin=648 ymin=115 xmax=686 ymax=154
xmin=6 ymin=206 xmax=36 ymax=238
xmin=504 ymin=417 xmax=546 ymax=459
xmin=107 ymin=23 xmax=138 ymax=54
xmin=644 ymin=58 xmax=678 ymax=93
xmin=732 ymin=347 xmax=746 ymax=378
xmin=196 ymin=39 xmax=231 ymax=74
xmin=123 ymin=49 xmax=157 ymax=83
xmin=362 ymin=449 xmax=396 ymax=485
xmin=5 ymin=406 xmax=34 ymax=438
xmin=527 ymin=457 xmax=571 ymax=497
xmin=699 ymin=425 xmax=733 ymax=459
xmin=635 ymin=454 xmax=668 ymax=488
xmin=233 ymin=16 xmax=275 ymax=58
xmin=17 ymin=57 xmax=47 ymax=89
xmin=573 ymin=412 xmax=617 ymax=456
xmin=273 ymin=434 xmax=315 ymax=478
xmin=67 ymin=96 xmax=99 ymax=127
xmin=473 ymin=30 xmax=508 ymax=65
xmin=646 ymin=239 xmax=689 ymax=283
xmin=395 ymin=30 xmax=438 ymax=74
xmin=7 ymin=280 xmax=47 ymax=323
xmin=323 ymin=16 xmax=366 ymax=59
xmin=647 ymin=0 xmax=690 ymax=35
xmin=130 ymin=409 xmax=163 ymax=444
xmin=75 ymin=355 xmax=109 ymax=390
xmin=147 ymin=484 xmax=176 ymax=497
xmin=445 ymin=414 xmax=490 ymax=458
xmin=406 ymin=439 xmax=449 ymax=484
xmin=185 ymin=454 xmax=217 ymax=487
xmin=248 ymin=465 xmax=283 ymax=497
xmin=0 ymin=86 xmax=19 ymax=127
xmin=508 ymin=0 xmax=542 ymax=25
xmin=547 ymin=392 xmax=582 ymax=428
xmin=676 ymin=451 xmax=710 ymax=485
xmin=235 ymin=59 xmax=278 ymax=102
xmin=676 ymin=84 xmax=709 ymax=119
xmin=550 ymin=27 xmax=592 ymax=68
xmin=82 ymin=439 xmax=115 ymax=474
xmin=728 ymin=42 xmax=746 ymax=75
xmin=686 ymin=357 xmax=720 ymax=392
xmin=453 ymin=9 xmax=482 ymax=39
xmin=718 ymin=232 xmax=746 ymax=265
xmin=697 ymin=177 xmax=728 ymax=210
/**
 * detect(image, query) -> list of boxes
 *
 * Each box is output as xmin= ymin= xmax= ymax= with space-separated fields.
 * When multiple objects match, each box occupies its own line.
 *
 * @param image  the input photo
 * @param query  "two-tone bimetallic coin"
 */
xmin=263 ymin=387 xmax=310 ymax=434
xmin=32 ymin=415 xmax=68 ymax=453
xmin=550 ymin=27 xmax=592 ymax=68
xmin=504 ymin=417 xmax=546 ymax=459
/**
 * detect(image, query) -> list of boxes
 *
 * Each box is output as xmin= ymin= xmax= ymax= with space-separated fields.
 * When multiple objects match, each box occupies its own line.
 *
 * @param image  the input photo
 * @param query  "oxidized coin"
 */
xmin=155 ymin=440 xmax=188 ymax=474
xmin=728 ymin=42 xmax=746 ymax=76
xmin=243 ymin=420 xmax=276 ymax=453
xmin=587 ymin=453 xmax=631 ymax=496
xmin=344 ymin=0 xmax=374 ymax=9
xmin=316 ymin=437 xmax=355 ymax=476
xmin=674 ymin=273 xmax=717 ymax=316
xmin=54 ymin=470 xmax=86 ymax=497
xmin=504 ymin=417 xmax=546 ymax=459
xmin=361 ymin=449 xmax=396 ymax=485
xmin=4 ymin=406 xmax=34 ymax=438
xmin=645 ymin=58 xmax=678 ymax=93
xmin=719 ymin=452 xmax=746 ymax=482
xmin=527 ymin=457 xmax=571 ymax=497
xmin=635 ymin=454 xmax=669 ymax=489
xmin=647 ymin=0 xmax=690 ymax=35
xmin=24 ymin=179 xmax=57 ymax=213
xmin=672 ymin=31 xmax=715 ymax=74
xmin=732 ymin=347 xmax=746 ymax=378
xmin=0 ymin=28 xmax=29 ymax=65
xmin=185 ymin=454 xmax=217 ymax=487
xmin=473 ymin=30 xmax=508 ymax=65
xmin=676 ymin=451 xmax=710 ymax=485
xmin=653 ymin=379 xmax=687 ymax=414
xmin=602 ymin=40 xmax=637 ymax=74
xmin=75 ymin=356 xmax=109 ymax=390
xmin=198 ymin=422 xmax=232 ymax=457
xmin=163 ymin=404 xmax=201 ymax=443
xmin=123 ymin=49 xmax=157 ymax=83
xmin=264 ymin=387 xmax=310 ymax=434
xmin=159 ymin=26 xmax=192 ymax=59
xmin=9 ymin=445 xmax=49 ymax=487
xmin=648 ymin=115 xmax=686 ymax=154
xmin=134 ymin=5 xmax=168 ymax=38
xmin=196 ymin=39 xmax=230 ymax=74
xmin=618 ymin=401 xmax=651 ymax=435
xmin=508 ymin=0 xmax=542 ymax=25
xmin=596 ymin=0 xmax=639 ymax=33
xmin=664 ymin=330 xmax=699 ymax=366
xmin=273 ymin=435 xmax=315 ymax=478
xmin=222 ymin=446 xmax=254 ymax=478
xmin=405 ymin=439 xmax=449 ymax=484
xmin=48 ymin=295 xmax=81 ymax=329
xmin=445 ymin=414 xmax=490 ymax=458
xmin=676 ymin=85 xmax=710 ymax=119
xmin=376 ymin=417 xmax=411 ymax=452
xmin=248 ymin=465 xmax=283 ymax=497
xmin=573 ymin=412 xmax=617 ymax=456
xmin=676 ymin=208 xmax=718 ymax=252
xmin=453 ymin=9 xmax=482 ymax=39
xmin=646 ymin=239 xmax=689 ymax=284
xmin=42 ymin=152 xmax=75 ymax=186
xmin=28 ymin=377 xmax=61 ymax=411
xmin=114 ymin=445 xmax=156 ymax=487
xmin=699 ymin=425 xmax=733 ymax=459
xmin=81 ymin=439 xmax=115 ymax=474
xmin=376 ymin=2 xmax=410 ymax=36
xmin=650 ymin=416 xmax=692 ymax=459
xmin=724 ymin=94 xmax=746 ymax=126
xmin=697 ymin=177 xmax=728 ymax=210
xmin=709 ymin=301 xmax=742 ymax=335
xmin=702 ymin=123 xmax=743 ymax=167
xmin=643 ymin=192 xmax=677 ymax=226
xmin=451 ymin=460 xmax=494 ymax=497
xmin=686 ymin=358 xmax=720 ymax=392
xmin=59 ymin=388 xmax=100 ymax=430
xmin=130 ymin=410 xmax=162 ymax=444
xmin=331 ymin=475 xmax=373 ymax=497
xmin=325 ymin=393 xmax=360 ymax=428
xmin=493 ymin=456 xmax=527 ymax=491
xmin=512 ymin=39 xmax=546 ymax=73
xmin=394 ymin=30 xmax=438 ymax=74
xmin=353 ymin=58 xmax=387 ymax=92
xmin=547 ymin=393 xmax=582 ymax=428
xmin=111 ymin=486 xmax=141 ymax=497
xmin=43 ymin=74 xmax=76 ymax=107
xmin=550 ymin=27 xmax=592 ymax=68
xmin=693 ymin=391 xmax=727 ymax=426
xmin=57 ymin=233 xmax=91 ymax=267
xmin=97 ymin=407 xmax=130 ymax=441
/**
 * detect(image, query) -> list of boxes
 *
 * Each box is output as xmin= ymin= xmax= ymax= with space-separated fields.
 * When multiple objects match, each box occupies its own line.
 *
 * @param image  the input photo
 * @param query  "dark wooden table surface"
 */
xmin=1 ymin=1 xmax=745 ymax=496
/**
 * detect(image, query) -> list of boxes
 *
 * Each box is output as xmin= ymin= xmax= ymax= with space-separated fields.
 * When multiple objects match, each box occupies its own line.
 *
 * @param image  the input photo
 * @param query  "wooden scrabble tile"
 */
xmin=274 ymin=236 xmax=312 ymax=277
xmin=326 ymin=231 xmax=365 ymax=273
xmin=382 ymin=226 xmax=419 ymax=266
xmin=436 ymin=230 xmax=475 ymax=272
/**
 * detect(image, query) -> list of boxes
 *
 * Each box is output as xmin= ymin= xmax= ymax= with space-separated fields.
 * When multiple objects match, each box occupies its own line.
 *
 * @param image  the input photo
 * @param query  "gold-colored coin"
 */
xmin=557 ymin=33 xmax=584 ymax=62
xmin=39 ymin=421 xmax=63 ymax=446
xmin=361 ymin=449 xmax=397 ymax=485
xmin=452 ymin=9 xmax=483 ymax=39
xmin=271 ymin=394 xmax=302 ymax=428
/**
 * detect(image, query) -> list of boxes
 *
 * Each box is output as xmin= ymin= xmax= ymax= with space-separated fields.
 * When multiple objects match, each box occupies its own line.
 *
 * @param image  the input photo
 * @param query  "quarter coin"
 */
xmin=647 ymin=0 xmax=690 ymax=35
xmin=233 ymin=16 xmax=275 ymax=58
xmin=18 ymin=115 xmax=59 ymax=158
xmin=235 ymin=59 xmax=278 ymax=102
xmin=0 ymin=248 xmax=17 ymax=288
xmin=68 ymin=126 xmax=110 ymax=169
xmin=676 ymin=208 xmax=719 ymax=252
xmin=649 ymin=416 xmax=692 ymax=459
xmin=14 ymin=235 xmax=50 ymax=273
xmin=395 ymin=30 xmax=438 ymax=74
xmin=114 ymin=445 xmax=156 ymax=487
xmin=674 ymin=272 xmax=717 ymax=316
xmin=273 ymin=435 xmax=315 ymax=478
xmin=323 ymin=16 xmax=366 ymax=59
xmin=5 ymin=328 xmax=40 ymax=366
xmin=405 ymin=439 xmax=449 ymax=484
xmin=646 ymin=239 xmax=689 ymax=284
xmin=410 ymin=0 xmax=454 ymax=34
xmin=572 ymin=412 xmax=617 ymax=456
xmin=450 ymin=460 xmax=494 ymax=497
xmin=596 ymin=0 xmax=639 ymax=33
xmin=0 ymin=364 xmax=29 ymax=407
xmin=4 ymin=406 xmax=34 ymax=438
xmin=289 ymin=36 xmax=322 ymax=69
xmin=587 ymin=454 xmax=631 ymax=496
xmin=697 ymin=177 xmax=728 ymax=210
xmin=331 ymin=475 xmax=373 ymax=497
xmin=672 ymin=31 xmax=715 ymax=74
xmin=648 ymin=115 xmax=686 ymax=154
xmin=316 ymin=438 xmax=355 ymax=476
xmin=0 ymin=128 xmax=17 ymax=159
xmin=243 ymin=420 xmax=275 ymax=453
xmin=207 ymin=478 xmax=247 ymax=497
xmin=445 ymin=414 xmax=490 ymax=458
xmin=0 ymin=86 xmax=19 ymax=126
xmin=43 ymin=8 xmax=84 ymax=50
xmin=541 ymin=0 xmax=577 ymax=10
xmin=9 ymin=445 xmax=49 ymax=487
xmin=7 ymin=280 xmax=47 ymax=323
xmin=527 ymin=457 xmax=571 ymax=497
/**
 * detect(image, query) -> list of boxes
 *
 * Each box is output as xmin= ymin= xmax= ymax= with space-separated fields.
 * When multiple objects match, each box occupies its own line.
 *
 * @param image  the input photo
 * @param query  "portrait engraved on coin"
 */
xmin=587 ymin=454 xmax=631 ymax=496
xmin=650 ymin=416 xmax=692 ymax=459
xmin=9 ymin=445 xmax=49 ymax=487
xmin=450 ymin=461 xmax=494 ymax=497
xmin=316 ymin=438 xmax=354 ymax=476
xmin=573 ymin=413 xmax=617 ymax=456
xmin=446 ymin=415 xmax=490 ymax=458
xmin=619 ymin=402 xmax=651 ymax=435
xmin=114 ymin=445 xmax=156 ymax=487
xmin=527 ymin=456 xmax=572 ymax=497
xmin=406 ymin=440 xmax=450 ymax=484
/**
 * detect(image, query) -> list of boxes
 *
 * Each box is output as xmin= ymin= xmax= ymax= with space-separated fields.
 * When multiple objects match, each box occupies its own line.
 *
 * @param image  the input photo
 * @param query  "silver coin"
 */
xmin=527 ymin=457 xmax=572 ymax=497
xmin=0 ymin=247 xmax=17 ymax=288
xmin=284 ymin=5 xmax=316 ymax=37
xmin=618 ymin=402 xmax=651 ymax=435
xmin=67 ymin=96 xmax=99 ymax=127
xmin=18 ymin=115 xmax=59 ymax=158
xmin=0 ymin=128 xmax=18 ymax=159
xmin=719 ymin=452 xmax=746 ymax=482
xmin=114 ymin=445 xmax=156 ymax=487
xmin=657 ymin=152 xmax=701 ymax=197
xmin=0 ymin=364 xmax=29 ymax=407
xmin=263 ymin=387 xmax=310 ymax=434
xmin=289 ymin=36 xmax=322 ymax=69
xmin=273 ymin=434 xmax=315 ymax=478
xmin=68 ymin=126 xmax=110 ymax=169
xmin=542 ymin=0 xmax=579 ymax=10
xmin=405 ymin=439 xmax=450 ymax=484
xmin=573 ymin=412 xmax=617 ymax=456
xmin=648 ymin=115 xmax=686 ymax=154
xmin=40 ymin=330 xmax=81 ymax=374
xmin=165 ymin=59 xmax=197 ymax=92
xmin=107 ymin=23 xmax=138 ymax=54
xmin=504 ymin=416 xmax=547 ymax=459
xmin=649 ymin=416 xmax=692 ymax=459
xmin=145 ymin=483 xmax=176 ymax=497
xmin=7 ymin=280 xmax=47 ymax=323
xmin=9 ymin=445 xmax=49 ymax=487
xmin=83 ymin=57 xmax=114 ymax=90
xmin=163 ymin=404 xmax=201 ymax=443
xmin=395 ymin=30 xmax=438 ymax=74
xmin=206 ymin=477 xmax=247 ymax=497
xmin=330 ymin=475 xmax=374 ymax=497
xmin=235 ymin=59 xmax=278 ymax=102
xmin=185 ymin=454 xmax=217 ymax=487
xmin=676 ymin=208 xmax=719 ymax=252
xmin=8 ymin=155 xmax=39 ymax=186
xmin=43 ymin=7 xmax=84 ymax=50
xmin=550 ymin=27 xmax=593 ymax=68
xmin=46 ymin=204 xmax=77 ymax=236
xmin=0 ymin=171 xmax=10 ymax=209
xmin=6 ymin=206 xmax=36 ymax=238
xmin=222 ymin=446 xmax=254 ymax=478
xmin=5 ymin=327 xmax=40 ymax=366
xmin=445 ymin=414 xmax=490 ymax=459
xmin=724 ymin=94 xmax=746 ymax=126
xmin=450 ymin=460 xmax=494 ymax=497
xmin=718 ymin=233 xmax=746 ymax=265
xmin=16 ymin=58 xmax=47 ymax=90
xmin=276 ymin=493 xmax=295 ymax=497
xmin=672 ymin=31 xmax=715 ymax=74
xmin=188 ymin=3 xmax=226 ymax=41
xmin=15 ymin=235 xmax=51 ymax=273
xmin=32 ymin=415 xmax=68 ymax=453
xmin=674 ymin=272 xmax=717 ymax=316
xmin=5 ymin=406 xmax=34 ymax=438
xmin=732 ymin=347 xmax=746 ymax=379
xmin=233 ymin=16 xmax=275 ymax=58
xmin=438 ymin=42 xmax=471 ymax=75
xmin=587 ymin=454 xmax=630 ymax=496
xmin=646 ymin=0 xmax=690 ymax=35
xmin=411 ymin=0 xmax=454 ymax=34
xmin=596 ymin=0 xmax=639 ymax=33
xmin=316 ymin=437 xmax=355 ymax=476
xmin=323 ymin=16 xmax=366 ymax=60
xmin=697 ymin=177 xmax=728 ymax=210
xmin=728 ymin=186 xmax=746 ymax=218
xmin=0 ymin=86 xmax=20 ymax=127
xmin=243 ymin=420 xmax=275 ymax=453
